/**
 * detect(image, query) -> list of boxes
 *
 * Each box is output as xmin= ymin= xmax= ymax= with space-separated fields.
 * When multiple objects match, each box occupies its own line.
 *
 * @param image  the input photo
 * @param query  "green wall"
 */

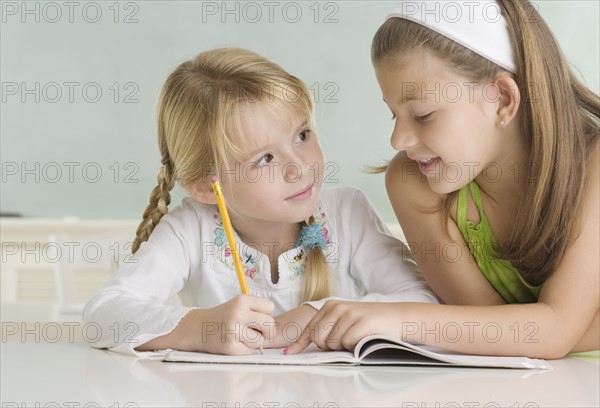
xmin=2 ymin=1 xmax=598 ymax=221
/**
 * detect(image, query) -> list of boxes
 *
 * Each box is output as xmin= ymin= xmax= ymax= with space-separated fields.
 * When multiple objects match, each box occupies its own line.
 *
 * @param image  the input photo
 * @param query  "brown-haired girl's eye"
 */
xmin=417 ymin=112 xmax=434 ymax=122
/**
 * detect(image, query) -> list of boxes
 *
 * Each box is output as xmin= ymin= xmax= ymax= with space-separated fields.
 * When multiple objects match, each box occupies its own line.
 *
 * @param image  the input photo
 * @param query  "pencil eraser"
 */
xmin=211 ymin=176 xmax=219 ymax=183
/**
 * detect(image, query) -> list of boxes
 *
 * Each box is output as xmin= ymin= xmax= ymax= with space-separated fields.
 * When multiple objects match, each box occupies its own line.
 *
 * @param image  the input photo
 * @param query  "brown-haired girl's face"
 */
xmin=218 ymin=102 xmax=325 ymax=229
xmin=375 ymin=52 xmax=506 ymax=194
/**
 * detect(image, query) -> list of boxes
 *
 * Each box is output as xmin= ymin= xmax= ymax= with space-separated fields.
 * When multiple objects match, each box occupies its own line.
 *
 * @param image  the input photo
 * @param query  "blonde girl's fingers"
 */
xmin=245 ymin=314 xmax=276 ymax=343
xmin=239 ymin=326 xmax=266 ymax=350
xmin=244 ymin=295 xmax=275 ymax=315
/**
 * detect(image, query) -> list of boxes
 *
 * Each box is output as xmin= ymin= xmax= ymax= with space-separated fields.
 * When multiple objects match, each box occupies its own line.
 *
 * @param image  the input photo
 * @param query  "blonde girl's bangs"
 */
xmin=221 ymin=82 xmax=315 ymax=166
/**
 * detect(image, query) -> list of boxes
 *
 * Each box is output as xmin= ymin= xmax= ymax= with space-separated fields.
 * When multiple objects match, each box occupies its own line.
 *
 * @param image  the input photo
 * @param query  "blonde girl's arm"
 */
xmin=136 ymin=294 xmax=275 ymax=355
xmin=385 ymin=152 xmax=507 ymax=306
xmin=82 ymin=213 xmax=197 ymax=355
xmin=83 ymin=201 xmax=275 ymax=356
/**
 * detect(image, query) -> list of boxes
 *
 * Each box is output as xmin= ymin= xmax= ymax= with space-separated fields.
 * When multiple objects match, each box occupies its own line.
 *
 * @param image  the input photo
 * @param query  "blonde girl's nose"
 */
xmin=282 ymin=159 xmax=304 ymax=183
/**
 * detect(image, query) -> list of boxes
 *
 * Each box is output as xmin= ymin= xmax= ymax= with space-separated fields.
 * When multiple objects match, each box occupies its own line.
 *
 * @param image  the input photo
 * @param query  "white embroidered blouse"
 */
xmin=83 ymin=187 xmax=439 ymax=355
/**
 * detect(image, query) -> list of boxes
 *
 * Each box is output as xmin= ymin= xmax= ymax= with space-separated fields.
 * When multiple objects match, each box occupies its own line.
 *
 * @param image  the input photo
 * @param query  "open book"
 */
xmin=163 ymin=335 xmax=552 ymax=369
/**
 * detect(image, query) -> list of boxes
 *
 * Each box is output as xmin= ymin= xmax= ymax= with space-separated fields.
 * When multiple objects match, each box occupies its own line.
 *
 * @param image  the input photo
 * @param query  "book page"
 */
xmin=164 ymin=343 xmax=357 ymax=365
xmin=354 ymin=335 xmax=552 ymax=369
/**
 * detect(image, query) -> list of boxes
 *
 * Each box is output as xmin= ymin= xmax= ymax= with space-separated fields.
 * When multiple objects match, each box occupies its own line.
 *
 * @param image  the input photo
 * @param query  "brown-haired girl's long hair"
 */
xmin=372 ymin=0 xmax=599 ymax=285
xmin=131 ymin=48 xmax=330 ymax=302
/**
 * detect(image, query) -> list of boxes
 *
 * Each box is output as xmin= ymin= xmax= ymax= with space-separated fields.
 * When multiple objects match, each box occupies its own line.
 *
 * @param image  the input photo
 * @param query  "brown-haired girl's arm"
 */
xmin=287 ymin=147 xmax=599 ymax=358
xmin=384 ymin=152 xmax=506 ymax=306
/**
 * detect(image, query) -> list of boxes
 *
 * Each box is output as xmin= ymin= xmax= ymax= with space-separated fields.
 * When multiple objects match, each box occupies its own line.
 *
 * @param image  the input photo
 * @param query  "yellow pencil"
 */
xmin=211 ymin=176 xmax=250 ymax=295
xmin=211 ymin=177 xmax=262 ymax=354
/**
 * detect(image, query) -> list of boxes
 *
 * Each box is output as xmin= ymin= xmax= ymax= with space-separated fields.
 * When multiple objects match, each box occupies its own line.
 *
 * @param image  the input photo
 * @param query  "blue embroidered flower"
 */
xmin=214 ymin=227 xmax=225 ymax=247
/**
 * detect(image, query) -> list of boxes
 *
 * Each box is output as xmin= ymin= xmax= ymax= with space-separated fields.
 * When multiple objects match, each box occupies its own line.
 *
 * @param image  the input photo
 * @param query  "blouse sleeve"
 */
xmin=306 ymin=188 xmax=440 ymax=310
xmin=82 ymin=205 xmax=199 ymax=356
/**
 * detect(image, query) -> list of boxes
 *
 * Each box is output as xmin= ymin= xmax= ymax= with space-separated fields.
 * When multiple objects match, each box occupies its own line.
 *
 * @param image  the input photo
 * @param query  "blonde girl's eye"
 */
xmin=256 ymin=153 xmax=274 ymax=167
xmin=295 ymin=130 xmax=310 ymax=144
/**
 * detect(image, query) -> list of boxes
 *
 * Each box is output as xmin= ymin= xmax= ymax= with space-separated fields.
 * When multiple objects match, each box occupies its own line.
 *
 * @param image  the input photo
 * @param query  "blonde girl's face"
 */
xmin=219 ymin=102 xmax=325 ymax=227
xmin=375 ymin=52 xmax=504 ymax=194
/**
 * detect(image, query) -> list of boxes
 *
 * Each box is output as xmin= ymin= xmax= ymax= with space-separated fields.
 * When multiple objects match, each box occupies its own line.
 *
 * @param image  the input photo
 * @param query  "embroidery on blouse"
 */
xmin=211 ymin=206 xmax=331 ymax=284
xmin=212 ymin=212 xmax=262 ymax=284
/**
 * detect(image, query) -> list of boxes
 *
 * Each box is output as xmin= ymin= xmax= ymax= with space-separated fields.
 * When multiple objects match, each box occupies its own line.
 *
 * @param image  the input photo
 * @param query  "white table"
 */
xmin=2 ymin=303 xmax=599 ymax=407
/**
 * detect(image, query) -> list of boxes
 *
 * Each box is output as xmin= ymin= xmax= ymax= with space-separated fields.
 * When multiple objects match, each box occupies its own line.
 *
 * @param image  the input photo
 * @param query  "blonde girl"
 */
xmin=288 ymin=0 xmax=599 ymax=358
xmin=83 ymin=47 xmax=437 ymax=356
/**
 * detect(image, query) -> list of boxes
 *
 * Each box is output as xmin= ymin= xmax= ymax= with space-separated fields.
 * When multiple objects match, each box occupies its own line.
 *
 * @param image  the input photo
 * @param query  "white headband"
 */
xmin=386 ymin=0 xmax=516 ymax=73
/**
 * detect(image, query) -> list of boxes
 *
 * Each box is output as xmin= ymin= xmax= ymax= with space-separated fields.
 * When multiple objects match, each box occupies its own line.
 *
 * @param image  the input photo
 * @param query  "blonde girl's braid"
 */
xmin=299 ymin=216 xmax=331 ymax=302
xmin=132 ymin=152 xmax=176 ymax=254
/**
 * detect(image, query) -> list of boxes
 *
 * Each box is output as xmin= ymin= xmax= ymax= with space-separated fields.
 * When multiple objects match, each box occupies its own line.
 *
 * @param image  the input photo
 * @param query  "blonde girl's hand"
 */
xmin=135 ymin=294 xmax=275 ymax=355
xmin=199 ymin=294 xmax=276 ymax=355
xmin=284 ymin=301 xmax=402 ymax=354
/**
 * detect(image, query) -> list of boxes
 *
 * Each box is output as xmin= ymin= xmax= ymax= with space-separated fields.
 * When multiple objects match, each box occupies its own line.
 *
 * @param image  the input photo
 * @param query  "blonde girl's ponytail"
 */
xmin=299 ymin=216 xmax=331 ymax=302
xmin=132 ymin=152 xmax=176 ymax=254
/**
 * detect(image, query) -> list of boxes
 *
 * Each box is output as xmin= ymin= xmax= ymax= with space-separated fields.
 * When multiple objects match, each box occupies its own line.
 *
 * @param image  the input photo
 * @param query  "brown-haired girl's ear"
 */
xmin=190 ymin=179 xmax=218 ymax=205
xmin=493 ymin=73 xmax=521 ymax=126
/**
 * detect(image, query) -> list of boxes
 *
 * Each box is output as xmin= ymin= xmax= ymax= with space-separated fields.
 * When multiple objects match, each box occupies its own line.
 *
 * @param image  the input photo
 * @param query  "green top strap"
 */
xmin=456 ymin=181 xmax=542 ymax=303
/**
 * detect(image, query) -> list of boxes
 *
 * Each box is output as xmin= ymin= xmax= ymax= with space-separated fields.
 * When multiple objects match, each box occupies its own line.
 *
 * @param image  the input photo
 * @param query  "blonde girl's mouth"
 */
xmin=285 ymin=183 xmax=314 ymax=201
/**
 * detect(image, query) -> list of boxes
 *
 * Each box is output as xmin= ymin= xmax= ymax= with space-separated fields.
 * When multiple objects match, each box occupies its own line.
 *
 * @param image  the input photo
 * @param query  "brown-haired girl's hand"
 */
xmin=265 ymin=304 xmax=318 ymax=349
xmin=135 ymin=294 xmax=275 ymax=355
xmin=284 ymin=300 xmax=403 ymax=354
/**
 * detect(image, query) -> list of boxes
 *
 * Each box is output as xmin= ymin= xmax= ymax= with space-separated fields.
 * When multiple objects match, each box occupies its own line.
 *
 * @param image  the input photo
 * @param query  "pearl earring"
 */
xmin=499 ymin=120 xmax=506 ymax=127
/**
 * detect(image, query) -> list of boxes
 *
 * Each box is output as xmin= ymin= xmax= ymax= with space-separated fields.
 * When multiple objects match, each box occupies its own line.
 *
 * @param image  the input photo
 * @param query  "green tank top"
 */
xmin=457 ymin=181 xmax=542 ymax=304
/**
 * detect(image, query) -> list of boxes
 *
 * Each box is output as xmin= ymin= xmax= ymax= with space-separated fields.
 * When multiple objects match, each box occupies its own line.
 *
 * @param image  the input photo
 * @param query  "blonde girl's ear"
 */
xmin=492 ymin=73 xmax=521 ymax=127
xmin=190 ymin=179 xmax=218 ymax=205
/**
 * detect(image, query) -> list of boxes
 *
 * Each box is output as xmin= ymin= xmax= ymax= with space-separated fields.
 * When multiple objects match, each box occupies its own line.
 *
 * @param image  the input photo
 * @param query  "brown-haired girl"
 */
xmin=289 ymin=0 xmax=599 ymax=359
